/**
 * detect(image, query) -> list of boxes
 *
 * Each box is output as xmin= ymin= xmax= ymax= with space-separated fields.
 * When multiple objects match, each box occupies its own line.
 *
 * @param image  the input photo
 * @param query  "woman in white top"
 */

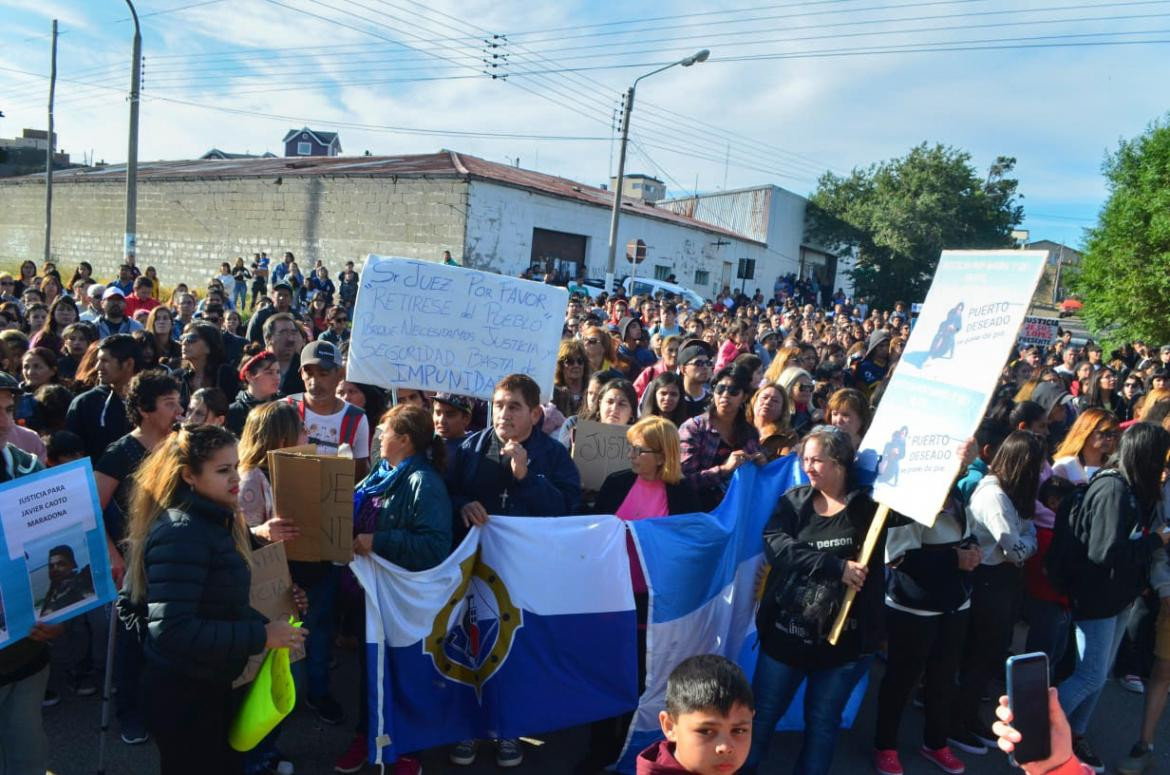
xmin=1050 ymin=408 xmax=1119 ymax=485
xmin=237 ymin=401 xmax=306 ymax=542
xmin=951 ymin=430 xmax=1043 ymax=753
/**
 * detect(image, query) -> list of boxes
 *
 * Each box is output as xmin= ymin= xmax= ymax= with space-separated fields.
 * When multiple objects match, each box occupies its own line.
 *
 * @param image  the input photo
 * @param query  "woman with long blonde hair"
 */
xmin=237 ymin=401 xmax=306 ymax=543
xmin=122 ymin=424 xmax=305 ymax=774
xmin=1051 ymin=408 xmax=1120 ymax=484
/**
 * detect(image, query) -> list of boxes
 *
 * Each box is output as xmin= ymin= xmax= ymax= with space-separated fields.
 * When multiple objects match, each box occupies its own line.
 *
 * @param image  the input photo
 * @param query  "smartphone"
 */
xmin=1005 ymin=652 xmax=1051 ymax=765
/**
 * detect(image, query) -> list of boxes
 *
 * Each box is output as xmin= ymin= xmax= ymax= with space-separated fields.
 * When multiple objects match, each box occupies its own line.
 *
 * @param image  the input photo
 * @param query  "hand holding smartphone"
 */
xmin=1004 ymin=653 xmax=1052 ymax=765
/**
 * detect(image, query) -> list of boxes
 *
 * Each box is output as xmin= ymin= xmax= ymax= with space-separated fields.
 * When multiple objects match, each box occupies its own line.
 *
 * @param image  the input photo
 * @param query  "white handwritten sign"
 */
xmin=347 ymin=256 xmax=569 ymax=401
xmin=1018 ymin=316 xmax=1059 ymax=348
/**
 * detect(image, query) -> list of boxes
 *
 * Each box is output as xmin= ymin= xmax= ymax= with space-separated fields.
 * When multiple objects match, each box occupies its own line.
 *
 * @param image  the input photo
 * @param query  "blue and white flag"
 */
xmin=615 ymin=454 xmax=868 ymax=773
xmin=350 ymin=514 xmax=638 ymax=765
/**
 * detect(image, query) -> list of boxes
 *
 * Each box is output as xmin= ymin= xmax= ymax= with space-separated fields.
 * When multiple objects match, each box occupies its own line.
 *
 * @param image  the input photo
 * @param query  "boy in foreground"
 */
xmin=637 ymin=655 xmax=755 ymax=775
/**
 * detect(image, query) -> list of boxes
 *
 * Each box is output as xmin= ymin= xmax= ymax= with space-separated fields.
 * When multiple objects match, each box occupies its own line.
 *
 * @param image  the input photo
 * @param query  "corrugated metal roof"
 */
xmin=3 ymin=150 xmax=761 ymax=244
xmin=659 ymin=187 xmax=773 ymax=243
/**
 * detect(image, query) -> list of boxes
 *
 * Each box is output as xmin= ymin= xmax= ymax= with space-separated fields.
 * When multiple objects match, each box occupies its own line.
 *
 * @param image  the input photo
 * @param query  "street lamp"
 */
xmin=604 ymin=49 xmax=709 ymax=294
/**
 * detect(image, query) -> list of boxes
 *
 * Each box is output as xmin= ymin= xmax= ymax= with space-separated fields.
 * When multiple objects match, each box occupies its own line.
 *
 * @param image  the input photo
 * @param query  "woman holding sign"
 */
xmin=747 ymin=425 xmax=904 ymax=775
xmin=121 ymin=424 xmax=307 ymax=775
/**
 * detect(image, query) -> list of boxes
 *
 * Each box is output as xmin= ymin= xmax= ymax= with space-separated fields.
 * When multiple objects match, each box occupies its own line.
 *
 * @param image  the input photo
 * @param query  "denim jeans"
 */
xmin=0 ymin=664 xmax=49 ymax=775
xmin=1025 ymin=598 xmax=1071 ymax=678
xmin=232 ymin=284 xmax=247 ymax=311
xmin=1058 ymin=606 xmax=1133 ymax=736
xmin=297 ymin=564 xmax=339 ymax=700
xmin=744 ymin=651 xmax=872 ymax=775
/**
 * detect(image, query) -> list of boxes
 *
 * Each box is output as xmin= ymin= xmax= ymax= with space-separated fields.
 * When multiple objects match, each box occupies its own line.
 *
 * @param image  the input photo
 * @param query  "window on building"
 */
xmin=653 ymin=265 xmax=670 ymax=281
xmin=631 ymin=182 xmax=642 ymax=189
xmin=736 ymin=258 xmax=756 ymax=280
xmin=694 ymin=269 xmax=710 ymax=286
xmin=297 ymin=142 xmax=312 ymax=155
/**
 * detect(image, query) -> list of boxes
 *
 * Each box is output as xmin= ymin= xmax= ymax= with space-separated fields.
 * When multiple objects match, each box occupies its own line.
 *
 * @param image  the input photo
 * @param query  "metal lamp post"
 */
xmin=604 ymin=49 xmax=709 ymax=294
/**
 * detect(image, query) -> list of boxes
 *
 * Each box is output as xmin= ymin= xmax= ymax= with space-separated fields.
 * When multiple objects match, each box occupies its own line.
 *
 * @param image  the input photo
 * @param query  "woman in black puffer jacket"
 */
xmin=121 ymin=424 xmax=306 ymax=775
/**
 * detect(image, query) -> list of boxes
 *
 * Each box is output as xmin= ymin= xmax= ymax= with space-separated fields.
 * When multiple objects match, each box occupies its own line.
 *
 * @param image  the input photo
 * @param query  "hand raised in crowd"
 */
xmin=957 ymin=436 xmax=977 ymax=469
xmin=353 ymin=533 xmax=374 ymax=556
xmin=265 ymin=618 xmax=308 ymax=651
xmin=500 ymin=440 xmax=529 ymax=481
xmin=290 ymin=583 xmax=309 ymax=615
xmin=253 ymin=514 xmax=301 ymax=543
xmin=841 ymin=559 xmax=868 ymax=591
xmin=955 ymin=544 xmax=982 ymax=571
xmin=28 ymin=622 xmax=65 ymax=643
xmin=992 ymin=689 xmax=1074 ymax=775
xmin=462 ymin=501 xmax=490 ymax=527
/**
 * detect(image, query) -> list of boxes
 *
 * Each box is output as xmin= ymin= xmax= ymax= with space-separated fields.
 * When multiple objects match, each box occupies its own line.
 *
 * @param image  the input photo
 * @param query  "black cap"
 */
xmin=272 ymin=280 xmax=293 ymax=293
xmin=0 ymin=371 xmax=21 ymax=395
xmin=300 ymin=340 xmax=342 ymax=370
xmin=433 ymin=393 xmax=472 ymax=414
xmin=678 ymin=343 xmax=714 ymax=366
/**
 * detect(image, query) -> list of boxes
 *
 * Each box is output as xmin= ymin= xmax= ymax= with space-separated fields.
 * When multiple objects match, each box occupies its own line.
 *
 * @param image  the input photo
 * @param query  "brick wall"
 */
xmin=0 ymin=175 xmax=469 ymax=285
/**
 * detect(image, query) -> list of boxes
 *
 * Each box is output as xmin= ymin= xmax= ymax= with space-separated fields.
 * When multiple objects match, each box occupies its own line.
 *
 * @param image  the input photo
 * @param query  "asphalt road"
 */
xmin=43 ymin=641 xmax=1170 ymax=775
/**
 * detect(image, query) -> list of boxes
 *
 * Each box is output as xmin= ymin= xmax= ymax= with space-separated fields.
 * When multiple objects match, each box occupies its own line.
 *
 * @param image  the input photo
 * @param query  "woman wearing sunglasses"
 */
xmin=1052 ymin=408 xmax=1120 ymax=485
xmin=552 ymin=339 xmax=591 ymax=419
xmin=679 ymin=364 xmax=765 ymax=510
xmin=778 ymin=366 xmax=816 ymax=437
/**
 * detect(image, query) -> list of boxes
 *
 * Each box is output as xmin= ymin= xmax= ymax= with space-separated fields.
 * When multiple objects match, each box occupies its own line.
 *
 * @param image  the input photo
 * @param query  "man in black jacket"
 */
xmin=64 ymin=334 xmax=142 ymax=463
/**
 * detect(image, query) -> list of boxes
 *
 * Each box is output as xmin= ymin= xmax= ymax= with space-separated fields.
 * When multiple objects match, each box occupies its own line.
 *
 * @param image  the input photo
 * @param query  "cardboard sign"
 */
xmin=859 ymin=250 xmax=1048 ymax=525
xmin=347 ymin=255 xmax=569 ymax=401
xmin=1018 ymin=315 xmax=1059 ymax=348
xmin=0 ymin=459 xmax=116 ymax=649
xmin=269 ymin=446 xmax=354 ymax=564
xmin=234 ymin=542 xmax=303 ymax=687
xmin=571 ymin=420 xmax=633 ymax=491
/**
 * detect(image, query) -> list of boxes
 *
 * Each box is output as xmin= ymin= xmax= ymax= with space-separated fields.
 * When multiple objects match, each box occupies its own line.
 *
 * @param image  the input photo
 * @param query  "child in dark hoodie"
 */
xmin=637 ymin=655 xmax=755 ymax=775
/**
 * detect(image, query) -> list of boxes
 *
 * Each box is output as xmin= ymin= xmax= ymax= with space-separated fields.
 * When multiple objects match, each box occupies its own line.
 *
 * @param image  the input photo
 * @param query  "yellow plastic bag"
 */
xmin=228 ymin=621 xmax=300 ymax=752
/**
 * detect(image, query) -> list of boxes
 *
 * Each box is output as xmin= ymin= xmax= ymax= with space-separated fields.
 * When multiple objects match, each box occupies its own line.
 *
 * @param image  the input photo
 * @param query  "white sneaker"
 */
xmin=1120 ymin=675 xmax=1145 ymax=694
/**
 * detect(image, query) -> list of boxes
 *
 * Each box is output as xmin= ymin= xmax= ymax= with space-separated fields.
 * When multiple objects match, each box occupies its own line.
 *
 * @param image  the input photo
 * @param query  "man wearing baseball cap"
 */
xmin=432 ymin=393 xmax=473 ymax=461
xmin=95 ymin=286 xmax=143 ymax=338
xmin=246 ymin=279 xmax=299 ymax=345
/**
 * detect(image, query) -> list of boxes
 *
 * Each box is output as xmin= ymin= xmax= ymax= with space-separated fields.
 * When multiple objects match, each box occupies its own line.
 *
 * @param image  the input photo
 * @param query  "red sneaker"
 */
xmin=392 ymin=756 xmax=422 ymax=775
xmin=334 ymin=735 xmax=367 ymax=774
xmin=920 ymin=745 xmax=965 ymax=775
xmin=874 ymin=748 xmax=903 ymax=775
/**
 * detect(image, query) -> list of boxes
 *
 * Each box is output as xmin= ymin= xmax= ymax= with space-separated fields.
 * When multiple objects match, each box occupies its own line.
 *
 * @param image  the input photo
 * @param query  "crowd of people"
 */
xmin=0 ymin=253 xmax=1168 ymax=775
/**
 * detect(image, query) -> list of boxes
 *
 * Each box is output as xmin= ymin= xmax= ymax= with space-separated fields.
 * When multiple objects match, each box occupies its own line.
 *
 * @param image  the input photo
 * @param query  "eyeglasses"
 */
xmin=561 ymin=357 xmax=585 ymax=366
xmin=583 ymin=337 xmax=602 ymax=346
xmin=713 ymin=384 xmax=743 ymax=396
xmin=629 ymin=445 xmax=660 ymax=457
xmin=180 ymin=334 xmax=200 ymax=344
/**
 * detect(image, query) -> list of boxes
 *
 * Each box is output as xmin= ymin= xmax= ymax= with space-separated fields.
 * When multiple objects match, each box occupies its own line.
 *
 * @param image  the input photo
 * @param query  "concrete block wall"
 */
xmin=0 ymin=175 xmax=469 ymax=285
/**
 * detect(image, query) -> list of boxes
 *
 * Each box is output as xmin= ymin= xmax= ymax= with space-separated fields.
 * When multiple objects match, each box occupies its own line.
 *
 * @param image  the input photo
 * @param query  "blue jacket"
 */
xmin=371 ymin=457 xmax=452 ymax=572
xmin=447 ymin=425 xmax=581 ymax=519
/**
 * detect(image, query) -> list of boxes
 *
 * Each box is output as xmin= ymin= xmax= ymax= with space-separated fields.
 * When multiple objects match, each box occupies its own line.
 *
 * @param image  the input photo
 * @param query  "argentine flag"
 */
xmin=350 ymin=514 xmax=639 ymax=765
xmin=615 ymin=454 xmax=868 ymax=773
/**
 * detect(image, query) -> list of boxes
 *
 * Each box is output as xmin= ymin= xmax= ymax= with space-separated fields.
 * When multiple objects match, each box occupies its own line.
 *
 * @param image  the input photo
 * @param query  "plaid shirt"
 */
xmin=679 ymin=413 xmax=761 ymax=494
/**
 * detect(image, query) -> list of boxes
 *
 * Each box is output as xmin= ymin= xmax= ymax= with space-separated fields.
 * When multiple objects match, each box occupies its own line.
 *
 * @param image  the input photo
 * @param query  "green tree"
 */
xmin=1074 ymin=117 xmax=1170 ymax=344
xmin=807 ymin=143 xmax=1023 ymax=307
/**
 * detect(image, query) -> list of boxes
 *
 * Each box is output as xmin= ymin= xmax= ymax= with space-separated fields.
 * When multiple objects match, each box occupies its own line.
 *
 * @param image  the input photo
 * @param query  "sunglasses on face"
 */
xmin=180 ymin=334 xmax=200 ymax=344
xmin=584 ymin=338 xmax=602 ymax=346
xmin=796 ymin=383 xmax=814 ymax=392
xmin=561 ymin=357 xmax=585 ymax=366
xmin=713 ymin=384 xmax=743 ymax=396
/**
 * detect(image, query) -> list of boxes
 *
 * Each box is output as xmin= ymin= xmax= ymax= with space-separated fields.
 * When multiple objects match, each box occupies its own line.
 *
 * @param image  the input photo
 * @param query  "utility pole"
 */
xmin=124 ymin=0 xmax=142 ymax=262
xmin=44 ymin=18 xmax=57 ymax=264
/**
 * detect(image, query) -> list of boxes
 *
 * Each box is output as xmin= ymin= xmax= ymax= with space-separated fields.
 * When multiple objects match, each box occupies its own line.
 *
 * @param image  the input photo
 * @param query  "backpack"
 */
xmin=285 ymin=395 xmax=364 ymax=450
xmin=1045 ymin=469 xmax=1122 ymax=594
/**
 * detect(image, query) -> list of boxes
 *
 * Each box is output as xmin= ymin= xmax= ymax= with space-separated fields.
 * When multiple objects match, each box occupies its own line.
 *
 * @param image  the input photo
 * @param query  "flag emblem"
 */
xmin=424 ymin=551 xmax=522 ymax=695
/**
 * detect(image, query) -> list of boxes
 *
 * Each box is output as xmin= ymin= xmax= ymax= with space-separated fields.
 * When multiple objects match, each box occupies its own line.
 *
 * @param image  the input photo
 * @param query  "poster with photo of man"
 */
xmin=0 ymin=459 xmax=115 ymax=649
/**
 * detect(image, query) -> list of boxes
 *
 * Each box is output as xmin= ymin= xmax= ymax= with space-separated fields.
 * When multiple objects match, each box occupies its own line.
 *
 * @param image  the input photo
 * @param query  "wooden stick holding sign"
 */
xmin=827 ymin=503 xmax=890 ymax=646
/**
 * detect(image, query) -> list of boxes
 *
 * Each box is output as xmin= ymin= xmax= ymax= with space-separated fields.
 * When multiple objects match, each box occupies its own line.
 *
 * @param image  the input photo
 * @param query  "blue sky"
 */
xmin=3 ymin=0 xmax=1167 ymax=248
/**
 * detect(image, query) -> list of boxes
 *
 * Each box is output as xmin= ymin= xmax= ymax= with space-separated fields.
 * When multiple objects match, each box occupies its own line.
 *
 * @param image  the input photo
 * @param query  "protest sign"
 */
xmin=234 ymin=542 xmax=303 ymax=687
xmin=827 ymin=250 xmax=1047 ymax=645
xmin=0 ymin=459 xmax=116 ymax=649
xmin=269 ymin=446 xmax=354 ymax=564
xmin=1019 ymin=315 xmax=1060 ymax=348
xmin=347 ymin=255 xmax=569 ymax=401
xmin=571 ymin=420 xmax=633 ymax=491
